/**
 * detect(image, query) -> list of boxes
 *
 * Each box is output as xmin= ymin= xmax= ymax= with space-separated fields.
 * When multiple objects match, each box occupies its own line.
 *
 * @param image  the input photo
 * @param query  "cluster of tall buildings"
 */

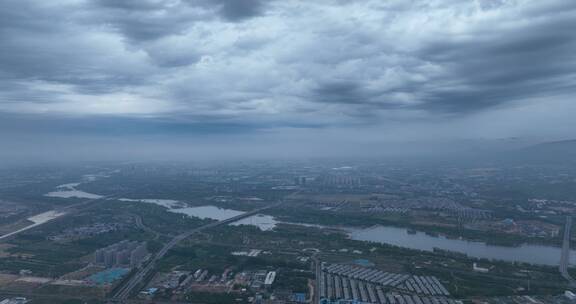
xmin=94 ymin=240 xmax=147 ymax=268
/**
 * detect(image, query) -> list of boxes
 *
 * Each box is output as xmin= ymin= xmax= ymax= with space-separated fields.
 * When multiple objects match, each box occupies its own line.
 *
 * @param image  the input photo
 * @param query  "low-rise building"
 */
xmin=0 ymin=297 xmax=29 ymax=304
xmin=265 ymin=271 xmax=276 ymax=288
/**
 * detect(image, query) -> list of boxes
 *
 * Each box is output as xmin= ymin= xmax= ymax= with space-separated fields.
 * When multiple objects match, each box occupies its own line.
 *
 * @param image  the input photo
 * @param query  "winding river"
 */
xmin=43 ymin=179 xmax=573 ymax=267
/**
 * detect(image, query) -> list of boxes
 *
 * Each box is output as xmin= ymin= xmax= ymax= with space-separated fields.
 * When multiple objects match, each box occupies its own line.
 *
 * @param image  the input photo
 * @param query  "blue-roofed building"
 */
xmin=293 ymin=293 xmax=306 ymax=303
xmin=87 ymin=267 xmax=130 ymax=285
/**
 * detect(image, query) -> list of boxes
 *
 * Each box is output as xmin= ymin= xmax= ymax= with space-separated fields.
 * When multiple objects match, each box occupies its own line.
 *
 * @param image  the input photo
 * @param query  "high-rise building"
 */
xmin=93 ymin=240 xmax=148 ymax=268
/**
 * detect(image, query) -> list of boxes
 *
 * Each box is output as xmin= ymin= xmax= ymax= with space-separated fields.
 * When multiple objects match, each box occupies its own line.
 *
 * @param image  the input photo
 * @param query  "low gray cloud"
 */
xmin=88 ymin=0 xmax=270 ymax=43
xmin=413 ymin=7 xmax=576 ymax=113
xmin=211 ymin=0 xmax=269 ymax=21
xmin=89 ymin=0 xmax=201 ymax=42
xmin=1 ymin=0 xmax=576 ymax=160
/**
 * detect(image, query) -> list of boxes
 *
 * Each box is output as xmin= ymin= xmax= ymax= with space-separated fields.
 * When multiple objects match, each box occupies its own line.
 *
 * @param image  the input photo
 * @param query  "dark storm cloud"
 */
xmin=311 ymin=81 xmax=402 ymax=110
xmin=0 ymin=0 xmax=154 ymax=98
xmin=411 ymin=4 xmax=576 ymax=113
xmin=211 ymin=0 xmax=269 ymax=22
xmin=1 ymin=0 xmax=576 ymax=143
xmin=0 ymin=112 xmax=327 ymax=141
xmin=92 ymin=0 xmax=166 ymax=11
xmin=88 ymin=0 xmax=203 ymax=42
xmin=0 ymin=1 xmax=74 ymax=79
xmin=83 ymin=0 xmax=270 ymax=70
xmin=305 ymin=4 xmax=576 ymax=115
xmin=313 ymin=81 xmax=365 ymax=105
xmin=0 ymin=113 xmax=256 ymax=136
xmin=88 ymin=0 xmax=270 ymax=43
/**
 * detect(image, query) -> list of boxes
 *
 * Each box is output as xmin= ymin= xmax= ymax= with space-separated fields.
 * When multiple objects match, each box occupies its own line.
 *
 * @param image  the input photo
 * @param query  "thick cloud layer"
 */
xmin=1 ymin=0 xmax=576 ymax=160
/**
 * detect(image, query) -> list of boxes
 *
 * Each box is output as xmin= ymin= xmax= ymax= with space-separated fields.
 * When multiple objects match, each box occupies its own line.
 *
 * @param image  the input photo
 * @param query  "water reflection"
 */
xmin=169 ymin=205 xmax=243 ymax=221
xmin=231 ymin=214 xmax=279 ymax=231
xmin=45 ymin=182 xmax=103 ymax=199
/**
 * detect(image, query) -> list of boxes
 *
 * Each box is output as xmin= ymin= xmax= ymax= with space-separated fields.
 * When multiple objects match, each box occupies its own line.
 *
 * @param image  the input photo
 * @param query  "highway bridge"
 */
xmin=560 ymin=216 xmax=576 ymax=287
xmin=110 ymin=201 xmax=283 ymax=302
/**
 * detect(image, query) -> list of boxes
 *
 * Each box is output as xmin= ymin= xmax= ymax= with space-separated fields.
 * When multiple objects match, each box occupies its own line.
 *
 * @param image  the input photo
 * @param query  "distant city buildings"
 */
xmin=94 ymin=240 xmax=148 ymax=268
xmin=50 ymin=222 xmax=124 ymax=242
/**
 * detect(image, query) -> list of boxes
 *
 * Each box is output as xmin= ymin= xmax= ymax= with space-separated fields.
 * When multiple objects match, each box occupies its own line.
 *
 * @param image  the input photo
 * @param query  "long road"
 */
xmin=110 ymin=201 xmax=284 ymax=301
xmin=0 ymin=195 xmax=113 ymax=242
xmin=312 ymin=255 xmax=321 ymax=304
xmin=132 ymin=214 xmax=168 ymax=240
xmin=560 ymin=215 xmax=576 ymax=286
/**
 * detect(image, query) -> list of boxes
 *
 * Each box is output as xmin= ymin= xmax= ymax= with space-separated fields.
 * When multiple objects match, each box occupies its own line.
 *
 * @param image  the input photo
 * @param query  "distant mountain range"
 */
xmin=528 ymin=139 xmax=576 ymax=149
xmin=510 ymin=139 xmax=576 ymax=164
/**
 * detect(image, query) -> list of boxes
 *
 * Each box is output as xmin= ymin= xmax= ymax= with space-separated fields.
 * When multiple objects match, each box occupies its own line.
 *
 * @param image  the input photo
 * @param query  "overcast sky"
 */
xmin=1 ymin=0 xmax=576 ymax=161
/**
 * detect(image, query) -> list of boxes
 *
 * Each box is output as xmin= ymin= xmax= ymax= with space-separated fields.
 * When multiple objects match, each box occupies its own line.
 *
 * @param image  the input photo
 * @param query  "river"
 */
xmin=160 ymin=202 xmax=573 ymax=266
xmin=348 ymin=225 xmax=574 ymax=266
xmin=48 ymin=186 xmax=572 ymax=266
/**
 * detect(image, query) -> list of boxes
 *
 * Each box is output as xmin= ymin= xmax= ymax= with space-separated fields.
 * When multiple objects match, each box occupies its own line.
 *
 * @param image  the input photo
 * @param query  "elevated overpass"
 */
xmin=110 ymin=201 xmax=283 ymax=301
xmin=560 ymin=216 xmax=576 ymax=287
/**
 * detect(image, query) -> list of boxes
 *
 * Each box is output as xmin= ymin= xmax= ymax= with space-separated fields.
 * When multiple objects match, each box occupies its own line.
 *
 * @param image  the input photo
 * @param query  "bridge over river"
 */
xmin=110 ymin=201 xmax=284 ymax=301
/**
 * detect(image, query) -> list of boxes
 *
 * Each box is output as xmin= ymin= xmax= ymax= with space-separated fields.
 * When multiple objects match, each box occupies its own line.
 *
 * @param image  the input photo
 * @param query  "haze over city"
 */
xmin=4 ymin=1 xmax=576 ymax=304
